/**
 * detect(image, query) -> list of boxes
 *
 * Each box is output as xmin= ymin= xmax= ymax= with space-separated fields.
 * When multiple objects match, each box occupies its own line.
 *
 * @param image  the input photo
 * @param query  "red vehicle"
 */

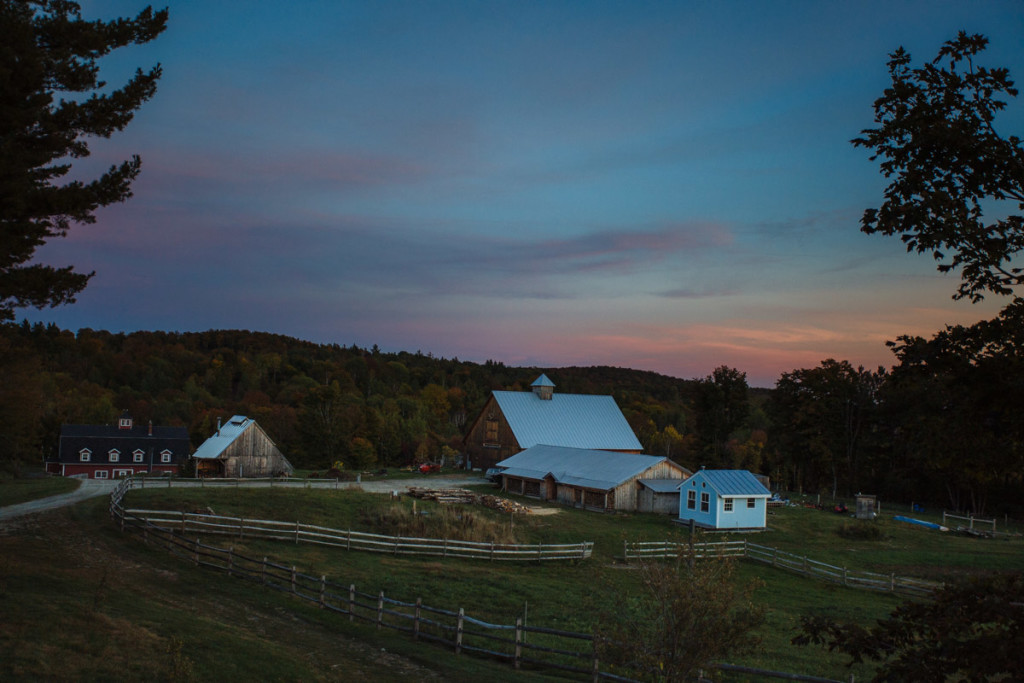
xmin=418 ymin=463 xmax=441 ymax=474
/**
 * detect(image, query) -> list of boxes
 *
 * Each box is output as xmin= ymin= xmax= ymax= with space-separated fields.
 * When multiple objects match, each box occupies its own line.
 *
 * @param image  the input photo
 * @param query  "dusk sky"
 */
xmin=26 ymin=1 xmax=1024 ymax=386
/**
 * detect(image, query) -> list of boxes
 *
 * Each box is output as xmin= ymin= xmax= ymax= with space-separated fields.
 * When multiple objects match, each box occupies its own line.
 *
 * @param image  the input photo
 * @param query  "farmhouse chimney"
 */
xmin=148 ymin=420 xmax=153 ymax=437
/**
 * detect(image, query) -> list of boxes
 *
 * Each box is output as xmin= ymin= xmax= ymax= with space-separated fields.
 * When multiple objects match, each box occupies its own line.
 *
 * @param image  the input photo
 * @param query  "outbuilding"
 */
xmin=497 ymin=444 xmax=688 ymax=512
xmin=678 ymin=469 xmax=771 ymax=530
xmin=191 ymin=416 xmax=293 ymax=478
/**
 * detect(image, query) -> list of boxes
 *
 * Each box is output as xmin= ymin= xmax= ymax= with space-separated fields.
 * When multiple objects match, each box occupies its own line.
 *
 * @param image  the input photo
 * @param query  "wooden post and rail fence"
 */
xmin=622 ymin=540 xmax=940 ymax=598
xmin=109 ymin=478 xmax=855 ymax=683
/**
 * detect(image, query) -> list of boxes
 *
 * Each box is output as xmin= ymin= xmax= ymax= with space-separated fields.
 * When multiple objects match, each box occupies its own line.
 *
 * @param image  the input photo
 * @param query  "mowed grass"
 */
xmin=0 ymin=499 xmax=564 ymax=682
xmin=115 ymin=485 xmax=1024 ymax=680
xmin=0 ymin=475 xmax=79 ymax=507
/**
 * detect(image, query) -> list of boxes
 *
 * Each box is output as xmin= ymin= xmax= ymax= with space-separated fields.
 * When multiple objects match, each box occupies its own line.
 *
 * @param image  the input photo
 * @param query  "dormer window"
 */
xmin=118 ymin=413 xmax=133 ymax=430
xmin=108 ymin=449 xmax=120 ymax=463
xmin=79 ymin=449 xmax=92 ymax=462
xmin=160 ymin=450 xmax=173 ymax=464
xmin=133 ymin=449 xmax=145 ymax=463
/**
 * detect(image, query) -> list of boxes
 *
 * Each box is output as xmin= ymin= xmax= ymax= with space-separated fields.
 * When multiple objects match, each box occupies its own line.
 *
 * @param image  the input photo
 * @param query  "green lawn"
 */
xmin=118 ymin=485 xmax=1024 ymax=681
xmin=7 ymin=484 xmax=1020 ymax=682
xmin=0 ymin=475 xmax=78 ymax=507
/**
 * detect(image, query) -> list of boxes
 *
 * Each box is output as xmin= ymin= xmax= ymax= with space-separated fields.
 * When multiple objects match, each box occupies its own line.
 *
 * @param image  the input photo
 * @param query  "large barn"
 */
xmin=463 ymin=374 xmax=642 ymax=471
xmin=496 ymin=444 xmax=688 ymax=512
xmin=47 ymin=411 xmax=190 ymax=479
xmin=191 ymin=416 xmax=293 ymax=478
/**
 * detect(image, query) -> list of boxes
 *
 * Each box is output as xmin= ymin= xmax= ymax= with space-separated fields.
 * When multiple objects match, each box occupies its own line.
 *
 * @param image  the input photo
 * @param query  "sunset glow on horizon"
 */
xmin=24 ymin=0 xmax=1023 ymax=387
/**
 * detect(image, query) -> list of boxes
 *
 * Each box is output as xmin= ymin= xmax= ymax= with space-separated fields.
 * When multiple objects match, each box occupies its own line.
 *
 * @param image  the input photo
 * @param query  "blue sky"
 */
xmin=27 ymin=1 xmax=1024 ymax=386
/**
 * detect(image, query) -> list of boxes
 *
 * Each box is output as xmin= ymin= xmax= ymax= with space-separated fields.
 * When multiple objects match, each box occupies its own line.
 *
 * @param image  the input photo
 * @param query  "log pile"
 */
xmin=406 ymin=487 xmax=532 ymax=514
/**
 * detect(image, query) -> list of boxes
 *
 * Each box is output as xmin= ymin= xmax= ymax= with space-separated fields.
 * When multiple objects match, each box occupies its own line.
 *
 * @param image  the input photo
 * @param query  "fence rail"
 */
xmin=107 ymin=477 xmax=854 ymax=682
xmin=122 ymin=507 xmax=593 ymax=561
xmin=622 ymin=539 xmax=940 ymax=597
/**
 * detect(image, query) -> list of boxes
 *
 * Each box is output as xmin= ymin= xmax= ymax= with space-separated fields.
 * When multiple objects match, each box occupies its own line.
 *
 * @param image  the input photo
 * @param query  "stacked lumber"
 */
xmin=405 ymin=487 xmax=532 ymax=514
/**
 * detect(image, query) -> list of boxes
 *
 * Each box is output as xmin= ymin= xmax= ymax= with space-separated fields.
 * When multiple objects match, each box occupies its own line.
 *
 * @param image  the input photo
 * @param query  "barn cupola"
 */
xmin=531 ymin=374 xmax=555 ymax=400
xmin=118 ymin=410 xmax=133 ymax=430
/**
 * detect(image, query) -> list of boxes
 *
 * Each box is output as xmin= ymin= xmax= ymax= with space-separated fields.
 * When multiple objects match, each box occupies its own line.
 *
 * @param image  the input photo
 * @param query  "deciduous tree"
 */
xmin=854 ymin=31 xmax=1024 ymax=303
xmin=0 ymin=0 xmax=167 ymax=320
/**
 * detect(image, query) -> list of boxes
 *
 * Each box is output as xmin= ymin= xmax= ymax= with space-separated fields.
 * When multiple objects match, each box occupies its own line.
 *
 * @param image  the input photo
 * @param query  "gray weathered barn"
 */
xmin=191 ymin=416 xmax=293 ymax=477
xmin=496 ymin=444 xmax=688 ymax=512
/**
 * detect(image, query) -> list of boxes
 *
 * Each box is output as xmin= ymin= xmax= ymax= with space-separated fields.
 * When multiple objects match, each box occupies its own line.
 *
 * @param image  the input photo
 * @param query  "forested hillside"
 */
xmin=4 ymin=318 xmax=1021 ymax=517
xmin=1 ymin=323 xmax=759 ymax=475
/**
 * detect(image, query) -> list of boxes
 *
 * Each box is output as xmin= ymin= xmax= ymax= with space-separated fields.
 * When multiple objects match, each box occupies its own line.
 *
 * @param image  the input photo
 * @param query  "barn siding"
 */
xmin=219 ymin=423 xmax=291 ymax=477
xmin=463 ymin=396 xmax=520 ymax=471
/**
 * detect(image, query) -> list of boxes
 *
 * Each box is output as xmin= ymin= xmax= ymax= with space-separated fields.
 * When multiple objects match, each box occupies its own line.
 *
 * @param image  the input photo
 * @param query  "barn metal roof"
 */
xmin=693 ymin=469 xmax=770 ymax=497
xmin=496 ymin=445 xmax=680 ymax=491
xmin=191 ymin=415 xmax=253 ymax=460
xmin=492 ymin=390 xmax=642 ymax=451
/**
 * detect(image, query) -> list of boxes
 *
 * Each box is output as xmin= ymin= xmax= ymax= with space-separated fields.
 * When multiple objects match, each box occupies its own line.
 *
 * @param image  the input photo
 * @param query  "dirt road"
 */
xmin=0 ymin=478 xmax=118 ymax=521
xmin=0 ymin=476 xmax=489 ymax=522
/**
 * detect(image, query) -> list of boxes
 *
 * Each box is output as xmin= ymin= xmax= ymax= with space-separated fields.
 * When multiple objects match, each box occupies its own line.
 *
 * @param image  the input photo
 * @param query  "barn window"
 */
xmin=160 ymin=450 xmax=172 ymax=464
xmin=700 ymin=492 xmax=710 ymax=513
xmin=79 ymin=449 xmax=91 ymax=462
xmin=133 ymin=449 xmax=144 ymax=463
xmin=94 ymin=470 xmax=108 ymax=479
xmin=687 ymin=489 xmax=696 ymax=510
xmin=108 ymin=449 xmax=120 ymax=462
xmin=747 ymin=497 xmax=756 ymax=509
xmin=724 ymin=498 xmax=734 ymax=512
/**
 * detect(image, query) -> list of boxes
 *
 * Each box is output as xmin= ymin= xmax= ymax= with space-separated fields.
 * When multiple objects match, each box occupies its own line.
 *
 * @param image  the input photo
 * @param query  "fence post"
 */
xmin=414 ymin=597 xmax=422 ymax=640
xmin=843 ymin=567 xmax=848 ymax=587
xmin=772 ymin=546 xmax=778 ymax=567
xmin=456 ymin=608 xmax=464 ymax=654
xmin=890 ymin=573 xmax=895 ymax=592
xmin=180 ymin=510 xmax=186 ymax=535
xmin=803 ymin=555 xmax=809 ymax=576
xmin=193 ymin=538 xmax=199 ymax=566
xmin=349 ymin=584 xmax=355 ymax=622
xmin=261 ymin=557 xmax=267 ymax=584
xmin=295 ymin=521 xmax=300 ymax=544
xmin=490 ymin=541 xmax=495 ymax=561
xmin=239 ymin=517 xmax=244 ymax=540
xmin=347 ymin=528 xmax=351 ymax=551
xmin=377 ymin=591 xmax=384 ymax=629
xmin=592 ymin=632 xmax=600 ymax=682
xmin=623 ymin=539 xmax=628 ymax=561
xmin=319 ymin=576 xmax=326 ymax=608
xmin=227 ymin=546 xmax=233 ymax=577
xmin=514 ymin=618 xmax=522 ymax=670
xmin=291 ymin=566 xmax=296 ymax=593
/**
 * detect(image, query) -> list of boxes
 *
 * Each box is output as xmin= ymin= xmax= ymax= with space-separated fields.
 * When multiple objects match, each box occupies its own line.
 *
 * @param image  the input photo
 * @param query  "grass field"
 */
xmin=4 ymin=481 xmax=1022 ymax=681
xmin=0 ymin=475 xmax=79 ymax=507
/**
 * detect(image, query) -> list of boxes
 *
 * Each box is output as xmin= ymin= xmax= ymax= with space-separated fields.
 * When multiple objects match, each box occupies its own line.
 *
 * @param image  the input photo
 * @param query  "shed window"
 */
xmin=724 ymin=498 xmax=733 ymax=512
xmin=79 ymin=449 xmax=91 ymax=462
xmin=687 ymin=489 xmax=696 ymax=510
xmin=700 ymin=492 xmax=710 ymax=513
xmin=108 ymin=449 xmax=120 ymax=462
xmin=133 ymin=449 xmax=145 ymax=463
xmin=747 ymin=497 xmax=756 ymax=509
xmin=160 ymin=450 xmax=172 ymax=464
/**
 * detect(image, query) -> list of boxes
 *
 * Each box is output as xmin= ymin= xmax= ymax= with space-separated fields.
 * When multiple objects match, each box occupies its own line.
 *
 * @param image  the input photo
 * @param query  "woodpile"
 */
xmin=405 ymin=487 xmax=532 ymax=514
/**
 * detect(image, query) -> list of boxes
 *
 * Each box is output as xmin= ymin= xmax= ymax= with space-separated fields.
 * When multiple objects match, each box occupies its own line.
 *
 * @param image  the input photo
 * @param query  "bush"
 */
xmin=836 ymin=521 xmax=885 ymax=540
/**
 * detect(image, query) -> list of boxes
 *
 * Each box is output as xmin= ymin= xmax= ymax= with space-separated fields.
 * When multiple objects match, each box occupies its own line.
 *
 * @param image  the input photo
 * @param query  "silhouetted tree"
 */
xmin=855 ymin=31 xmax=1023 ymax=303
xmin=0 ymin=0 xmax=167 ymax=320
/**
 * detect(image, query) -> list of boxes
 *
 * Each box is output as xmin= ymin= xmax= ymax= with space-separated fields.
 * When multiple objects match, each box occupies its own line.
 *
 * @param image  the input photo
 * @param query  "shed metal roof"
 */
xmin=496 ymin=445 xmax=680 ymax=491
xmin=492 ymin=391 xmax=641 ymax=451
xmin=694 ymin=469 xmax=770 ymax=497
xmin=638 ymin=478 xmax=685 ymax=493
xmin=191 ymin=415 xmax=253 ymax=460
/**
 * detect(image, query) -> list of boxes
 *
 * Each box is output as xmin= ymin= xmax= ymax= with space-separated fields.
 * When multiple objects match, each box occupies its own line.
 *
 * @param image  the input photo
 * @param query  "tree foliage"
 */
xmin=597 ymin=557 xmax=764 ymax=682
xmin=794 ymin=573 xmax=1024 ymax=682
xmin=0 ymin=0 xmax=167 ymax=320
xmin=694 ymin=365 xmax=749 ymax=464
xmin=854 ymin=31 xmax=1024 ymax=302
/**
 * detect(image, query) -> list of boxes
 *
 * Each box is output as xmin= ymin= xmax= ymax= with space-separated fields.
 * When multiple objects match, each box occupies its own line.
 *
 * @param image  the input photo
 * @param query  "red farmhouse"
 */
xmin=47 ymin=411 xmax=190 ymax=479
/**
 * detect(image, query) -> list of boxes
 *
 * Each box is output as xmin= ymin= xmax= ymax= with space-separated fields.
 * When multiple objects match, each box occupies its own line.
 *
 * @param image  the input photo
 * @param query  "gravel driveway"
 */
xmin=0 ymin=475 xmax=489 ymax=522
